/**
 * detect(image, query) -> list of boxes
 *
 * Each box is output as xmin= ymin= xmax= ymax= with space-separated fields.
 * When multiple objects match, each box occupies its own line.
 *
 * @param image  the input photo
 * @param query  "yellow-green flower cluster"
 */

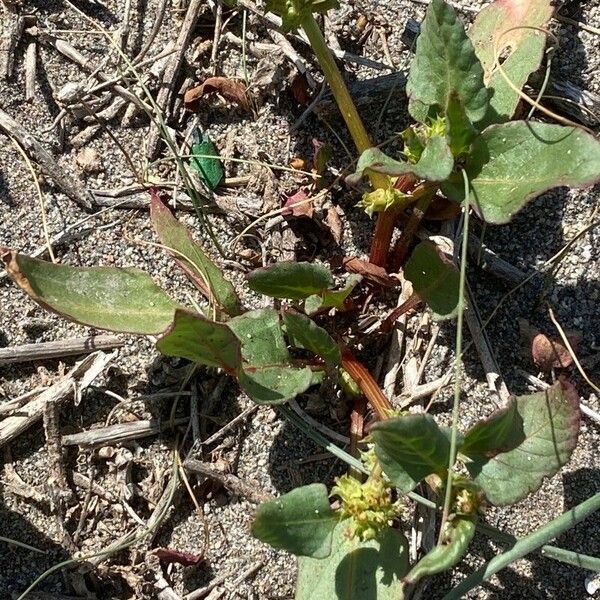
xmin=331 ymin=474 xmax=398 ymax=541
xmin=356 ymin=187 xmax=411 ymax=218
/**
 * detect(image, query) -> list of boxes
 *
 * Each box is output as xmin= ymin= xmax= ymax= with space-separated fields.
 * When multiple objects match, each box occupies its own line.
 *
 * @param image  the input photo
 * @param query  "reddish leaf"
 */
xmin=184 ymin=77 xmax=250 ymax=112
xmin=290 ymin=72 xmax=311 ymax=105
xmin=282 ymin=189 xmax=313 ymax=219
xmin=155 ymin=548 xmax=203 ymax=567
xmin=336 ymin=257 xmax=399 ymax=287
xmin=532 ymin=333 xmax=575 ymax=371
xmin=519 ymin=319 xmax=579 ymax=371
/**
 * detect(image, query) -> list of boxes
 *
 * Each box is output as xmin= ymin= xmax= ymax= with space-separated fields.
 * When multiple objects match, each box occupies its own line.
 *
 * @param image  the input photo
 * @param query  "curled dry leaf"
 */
xmin=184 ymin=77 xmax=250 ymax=112
xmin=519 ymin=319 xmax=579 ymax=371
xmin=290 ymin=72 xmax=311 ymax=105
xmin=282 ymin=189 xmax=313 ymax=219
xmin=335 ymin=256 xmax=399 ymax=287
xmin=532 ymin=333 xmax=576 ymax=371
xmin=154 ymin=548 xmax=203 ymax=567
xmin=324 ymin=207 xmax=343 ymax=245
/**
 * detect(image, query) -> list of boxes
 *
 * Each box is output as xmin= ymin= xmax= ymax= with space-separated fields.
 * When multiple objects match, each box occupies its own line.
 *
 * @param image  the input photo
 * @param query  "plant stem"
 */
xmin=369 ymin=173 xmax=418 ymax=267
xmin=438 ymin=171 xmax=471 ymax=544
xmin=389 ymin=188 xmax=436 ymax=271
xmin=300 ymin=14 xmax=376 ymax=157
xmin=301 ymin=14 xmax=411 ymax=268
xmin=443 ymin=493 xmax=600 ymax=599
xmin=348 ymin=395 xmax=367 ymax=479
xmin=341 ymin=350 xmax=393 ymax=419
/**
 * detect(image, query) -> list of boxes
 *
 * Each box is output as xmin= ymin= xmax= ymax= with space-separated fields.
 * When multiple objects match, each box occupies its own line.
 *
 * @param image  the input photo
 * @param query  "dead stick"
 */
xmin=24 ymin=39 xmax=36 ymax=102
xmin=184 ymin=458 xmax=273 ymax=503
xmin=0 ymin=351 xmax=114 ymax=448
xmin=0 ymin=334 xmax=123 ymax=365
xmin=62 ymin=417 xmax=188 ymax=448
xmin=33 ymin=30 xmax=151 ymax=114
xmin=0 ymin=106 xmax=93 ymax=208
xmin=145 ymin=0 xmax=202 ymax=160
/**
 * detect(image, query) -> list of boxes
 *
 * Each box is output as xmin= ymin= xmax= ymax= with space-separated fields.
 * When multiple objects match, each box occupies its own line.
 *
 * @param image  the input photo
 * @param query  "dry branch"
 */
xmin=62 ymin=417 xmax=188 ymax=448
xmin=0 ymin=351 xmax=114 ymax=448
xmin=0 ymin=106 xmax=93 ymax=208
xmin=0 ymin=334 xmax=123 ymax=365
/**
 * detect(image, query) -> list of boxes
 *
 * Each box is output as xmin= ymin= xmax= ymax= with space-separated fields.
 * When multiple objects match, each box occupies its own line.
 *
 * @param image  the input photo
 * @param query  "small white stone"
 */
xmin=76 ymin=147 xmax=103 ymax=173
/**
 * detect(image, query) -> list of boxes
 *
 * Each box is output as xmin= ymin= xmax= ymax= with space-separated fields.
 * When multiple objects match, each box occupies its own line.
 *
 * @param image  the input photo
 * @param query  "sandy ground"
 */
xmin=0 ymin=0 xmax=599 ymax=598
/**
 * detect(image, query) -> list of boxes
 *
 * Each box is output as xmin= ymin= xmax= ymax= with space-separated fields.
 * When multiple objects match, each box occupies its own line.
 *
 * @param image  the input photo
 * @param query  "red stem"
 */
xmin=368 ymin=173 xmax=418 ymax=268
xmin=341 ymin=350 xmax=393 ymax=419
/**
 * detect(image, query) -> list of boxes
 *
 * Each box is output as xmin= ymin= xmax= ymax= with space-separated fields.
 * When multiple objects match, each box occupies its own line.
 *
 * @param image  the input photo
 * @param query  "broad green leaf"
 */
xmin=296 ymin=522 xmax=408 ymax=600
xmin=304 ymin=275 xmax=362 ymax=315
xmin=229 ymin=308 xmax=288 ymax=365
xmin=404 ymin=241 xmax=459 ymax=320
xmin=371 ymin=414 xmax=451 ymax=493
xmin=247 ymin=261 xmax=334 ymax=300
xmin=251 ymin=484 xmax=338 ymax=558
xmin=348 ymin=136 xmax=454 ymax=185
xmin=406 ymin=0 xmax=489 ymax=125
xmin=405 ymin=517 xmax=476 ymax=584
xmin=190 ymin=129 xmax=224 ymax=190
xmin=446 ymin=92 xmax=477 ymax=157
xmin=469 ymin=0 xmax=554 ymax=126
xmin=237 ymin=366 xmax=320 ymax=405
xmin=444 ymin=122 xmax=600 ymax=224
xmin=283 ymin=312 xmax=341 ymax=366
xmin=1 ymin=249 xmax=176 ymax=335
xmin=156 ymin=309 xmax=241 ymax=374
xmin=150 ymin=193 xmax=242 ymax=316
xmin=460 ymin=398 xmax=524 ymax=457
xmin=463 ymin=382 xmax=580 ymax=505
xmin=229 ymin=308 xmax=318 ymax=403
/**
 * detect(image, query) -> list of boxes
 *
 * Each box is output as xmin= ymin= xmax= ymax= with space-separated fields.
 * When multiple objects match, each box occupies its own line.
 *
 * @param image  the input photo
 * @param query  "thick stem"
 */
xmin=369 ymin=173 xmax=417 ymax=267
xmin=389 ymin=189 xmax=436 ymax=272
xmin=301 ymin=14 xmax=375 ymax=157
xmin=348 ymin=395 xmax=367 ymax=479
xmin=341 ymin=350 xmax=393 ymax=419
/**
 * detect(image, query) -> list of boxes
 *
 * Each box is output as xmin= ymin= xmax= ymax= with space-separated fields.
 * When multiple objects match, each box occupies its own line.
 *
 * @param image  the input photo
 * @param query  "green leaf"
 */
xmin=150 ymin=193 xmax=242 ymax=316
xmin=304 ymin=275 xmax=361 ymax=315
xmin=265 ymin=0 xmax=339 ymax=32
xmin=156 ymin=309 xmax=241 ymax=374
xmin=405 ymin=517 xmax=476 ymax=585
xmin=251 ymin=484 xmax=338 ymax=558
xmin=296 ymin=522 xmax=408 ymax=600
xmin=444 ymin=122 xmax=600 ymax=224
xmin=446 ymin=92 xmax=477 ymax=157
xmin=469 ymin=0 xmax=554 ymax=126
xmin=462 ymin=381 xmax=580 ymax=505
xmin=371 ymin=414 xmax=451 ymax=493
xmin=190 ymin=129 xmax=224 ymax=190
xmin=460 ymin=398 xmax=524 ymax=457
xmin=247 ymin=261 xmax=335 ymax=300
xmin=229 ymin=308 xmax=319 ymax=404
xmin=404 ymin=241 xmax=460 ymax=320
xmin=348 ymin=136 xmax=454 ymax=185
xmin=237 ymin=366 xmax=320 ymax=405
xmin=1 ymin=249 xmax=177 ymax=335
xmin=283 ymin=312 xmax=341 ymax=366
xmin=406 ymin=0 xmax=489 ymax=125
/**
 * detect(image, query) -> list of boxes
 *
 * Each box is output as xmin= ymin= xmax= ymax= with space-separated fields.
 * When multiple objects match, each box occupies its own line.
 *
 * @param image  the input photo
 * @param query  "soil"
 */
xmin=0 ymin=0 xmax=599 ymax=599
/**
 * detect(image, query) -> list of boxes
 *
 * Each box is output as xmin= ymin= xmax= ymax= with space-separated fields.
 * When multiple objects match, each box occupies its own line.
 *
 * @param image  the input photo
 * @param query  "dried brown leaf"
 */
xmin=338 ymin=256 xmax=399 ymax=287
xmin=282 ymin=189 xmax=313 ymax=219
xmin=324 ymin=207 xmax=343 ymax=245
xmin=184 ymin=77 xmax=250 ymax=112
